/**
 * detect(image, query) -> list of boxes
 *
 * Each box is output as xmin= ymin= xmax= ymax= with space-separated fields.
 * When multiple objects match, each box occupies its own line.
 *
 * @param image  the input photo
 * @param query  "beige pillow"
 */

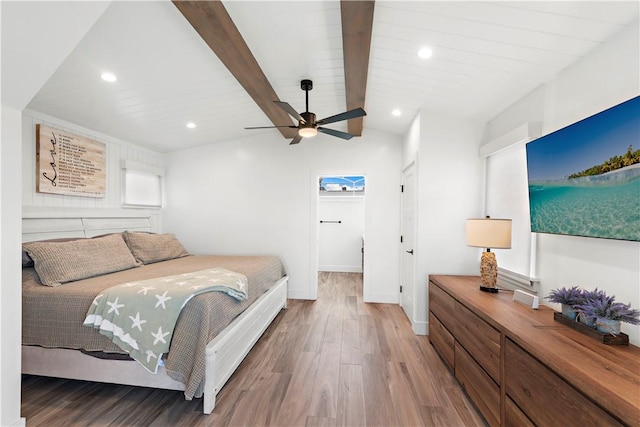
xmin=23 ymin=234 xmax=140 ymax=287
xmin=123 ymin=231 xmax=190 ymax=264
xmin=22 ymin=236 xmax=92 ymax=268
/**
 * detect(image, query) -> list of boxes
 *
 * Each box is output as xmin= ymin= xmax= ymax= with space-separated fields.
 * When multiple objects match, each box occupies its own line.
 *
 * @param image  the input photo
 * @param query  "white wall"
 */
xmin=0 ymin=106 xmax=25 ymax=427
xmin=1 ymin=2 xmax=110 ymax=424
xmin=402 ymin=112 xmax=484 ymax=334
xmin=402 ymin=113 xmax=420 ymax=167
xmin=21 ymin=110 xmax=165 ymax=228
xmin=318 ymin=197 xmax=364 ymax=273
xmin=1 ymin=1 xmax=111 ymax=113
xmin=481 ymin=21 xmax=640 ymax=344
xmin=163 ymin=129 xmax=402 ymax=302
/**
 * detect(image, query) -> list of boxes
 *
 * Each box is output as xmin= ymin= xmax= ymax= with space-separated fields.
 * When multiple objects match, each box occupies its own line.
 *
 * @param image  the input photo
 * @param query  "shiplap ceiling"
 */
xmin=26 ymin=1 xmax=639 ymax=153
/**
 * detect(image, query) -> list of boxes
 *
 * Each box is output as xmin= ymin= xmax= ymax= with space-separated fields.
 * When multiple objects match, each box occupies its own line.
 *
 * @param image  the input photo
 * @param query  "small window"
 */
xmin=485 ymin=143 xmax=531 ymax=277
xmin=319 ymin=175 xmax=365 ymax=197
xmin=122 ymin=161 xmax=163 ymax=208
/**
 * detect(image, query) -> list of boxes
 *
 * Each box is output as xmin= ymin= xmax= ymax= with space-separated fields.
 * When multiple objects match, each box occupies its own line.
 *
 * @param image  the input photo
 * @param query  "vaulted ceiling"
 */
xmin=23 ymin=1 xmax=639 ymax=152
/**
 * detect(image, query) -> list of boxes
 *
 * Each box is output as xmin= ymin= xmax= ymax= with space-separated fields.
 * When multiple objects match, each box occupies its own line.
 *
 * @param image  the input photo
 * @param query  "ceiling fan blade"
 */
xmin=245 ymin=126 xmax=298 ymax=129
xmin=318 ymin=127 xmax=354 ymax=140
xmin=289 ymin=134 xmax=303 ymax=145
xmin=317 ymin=107 xmax=367 ymax=126
xmin=275 ymin=101 xmax=305 ymax=124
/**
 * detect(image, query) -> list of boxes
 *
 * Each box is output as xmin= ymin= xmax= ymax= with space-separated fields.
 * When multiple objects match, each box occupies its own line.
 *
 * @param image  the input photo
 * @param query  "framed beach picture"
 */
xmin=525 ymin=96 xmax=640 ymax=242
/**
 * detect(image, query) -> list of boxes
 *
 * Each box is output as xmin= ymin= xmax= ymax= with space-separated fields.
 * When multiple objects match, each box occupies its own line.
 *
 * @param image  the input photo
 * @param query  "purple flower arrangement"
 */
xmin=547 ymin=286 xmax=640 ymax=335
xmin=545 ymin=286 xmax=585 ymax=320
xmin=546 ymin=286 xmax=585 ymax=306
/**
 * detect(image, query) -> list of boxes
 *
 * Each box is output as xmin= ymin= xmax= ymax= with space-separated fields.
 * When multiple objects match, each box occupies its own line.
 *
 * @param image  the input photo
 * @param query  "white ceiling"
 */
xmin=24 ymin=1 xmax=639 ymax=153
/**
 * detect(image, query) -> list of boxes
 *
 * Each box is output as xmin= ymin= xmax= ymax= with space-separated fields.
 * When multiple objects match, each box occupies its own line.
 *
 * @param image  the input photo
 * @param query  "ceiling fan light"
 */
xmin=299 ymin=127 xmax=318 ymax=138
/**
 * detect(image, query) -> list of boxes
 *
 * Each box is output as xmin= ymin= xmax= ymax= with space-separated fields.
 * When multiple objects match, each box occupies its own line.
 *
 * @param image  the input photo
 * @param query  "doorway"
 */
xmin=316 ymin=175 xmax=366 ymax=297
xmin=400 ymin=163 xmax=416 ymax=323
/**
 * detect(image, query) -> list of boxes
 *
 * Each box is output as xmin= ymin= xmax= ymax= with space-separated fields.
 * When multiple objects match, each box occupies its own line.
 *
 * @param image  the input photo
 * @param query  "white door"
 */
xmin=400 ymin=163 xmax=416 ymax=323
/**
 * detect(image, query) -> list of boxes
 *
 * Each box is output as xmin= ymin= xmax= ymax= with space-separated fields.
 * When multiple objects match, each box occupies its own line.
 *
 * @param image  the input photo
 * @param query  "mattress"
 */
xmin=22 ymin=254 xmax=285 ymax=399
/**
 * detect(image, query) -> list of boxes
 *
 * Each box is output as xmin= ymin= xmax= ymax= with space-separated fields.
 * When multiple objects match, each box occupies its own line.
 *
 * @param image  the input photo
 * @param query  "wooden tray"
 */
xmin=553 ymin=312 xmax=629 ymax=345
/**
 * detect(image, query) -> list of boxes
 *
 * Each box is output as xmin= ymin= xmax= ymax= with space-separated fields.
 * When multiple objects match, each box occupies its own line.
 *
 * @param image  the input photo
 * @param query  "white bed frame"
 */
xmin=21 ymin=207 xmax=288 ymax=414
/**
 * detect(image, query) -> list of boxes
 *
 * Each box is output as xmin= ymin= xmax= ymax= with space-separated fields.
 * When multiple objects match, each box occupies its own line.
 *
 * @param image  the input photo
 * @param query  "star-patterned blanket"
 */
xmin=83 ymin=267 xmax=248 ymax=373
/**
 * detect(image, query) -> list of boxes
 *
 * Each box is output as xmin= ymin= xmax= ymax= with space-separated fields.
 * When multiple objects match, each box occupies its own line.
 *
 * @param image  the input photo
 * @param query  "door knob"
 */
xmin=406 ymin=249 xmax=414 ymax=255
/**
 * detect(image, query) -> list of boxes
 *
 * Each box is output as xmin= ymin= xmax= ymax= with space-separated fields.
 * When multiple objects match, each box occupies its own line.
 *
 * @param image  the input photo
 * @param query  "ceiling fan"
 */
xmin=245 ymin=79 xmax=367 ymax=145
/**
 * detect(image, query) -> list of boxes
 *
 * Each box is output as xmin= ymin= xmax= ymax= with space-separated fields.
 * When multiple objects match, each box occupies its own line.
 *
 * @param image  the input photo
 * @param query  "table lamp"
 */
xmin=466 ymin=217 xmax=512 ymax=293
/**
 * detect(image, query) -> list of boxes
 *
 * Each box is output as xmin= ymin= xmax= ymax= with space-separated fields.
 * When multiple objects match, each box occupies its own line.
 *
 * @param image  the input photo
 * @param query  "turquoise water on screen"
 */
xmin=529 ymin=167 xmax=640 ymax=241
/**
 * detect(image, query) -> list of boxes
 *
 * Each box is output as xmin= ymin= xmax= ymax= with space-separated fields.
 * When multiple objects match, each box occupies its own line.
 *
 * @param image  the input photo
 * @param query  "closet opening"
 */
xmin=316 ymin=175 xmax=366 ymax=297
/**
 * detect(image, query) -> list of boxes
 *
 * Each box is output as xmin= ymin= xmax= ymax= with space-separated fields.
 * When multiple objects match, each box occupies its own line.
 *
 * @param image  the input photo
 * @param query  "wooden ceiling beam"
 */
xmin=172 ymin=0 xmax=297 ymax=139
xmin=340 ymin=0 xmax=375 ymax=137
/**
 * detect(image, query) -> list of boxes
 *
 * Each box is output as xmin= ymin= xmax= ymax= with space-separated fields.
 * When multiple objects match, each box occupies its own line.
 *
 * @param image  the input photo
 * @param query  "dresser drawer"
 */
xmin=429 ymin=281 xmax=456 ymax=332
xmin=454 ymin=301 xmax=501 ymax=384
xmin=455 ymin=341 xmax=500 ymax=427
xmin=505 ymin=339 xmax=623 ymax=427
xmin=505 ymin=396 xmax=534 ymax=427
xmin=429 ymin=312 xmax=454 ymax=370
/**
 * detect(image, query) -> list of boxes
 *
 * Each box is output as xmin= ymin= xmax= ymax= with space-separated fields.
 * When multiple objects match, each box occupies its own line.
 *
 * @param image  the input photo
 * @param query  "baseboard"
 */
xmin=10 ymin=417 xmax=26 ymax=427
xmin=318 ymin=265 xmax=363 ymax=273
xmin=287 ymin=289 xmax=316 ymax=300
xmin=412 ymin=320 xmax=427 ymax=336
xmin=363 ymin=292 xmax=399 ymax=304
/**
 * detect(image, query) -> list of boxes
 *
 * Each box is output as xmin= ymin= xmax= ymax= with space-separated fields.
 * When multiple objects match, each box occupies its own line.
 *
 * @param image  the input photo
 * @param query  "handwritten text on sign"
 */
xmin=36 ymin=125 xmax=106 ymax=198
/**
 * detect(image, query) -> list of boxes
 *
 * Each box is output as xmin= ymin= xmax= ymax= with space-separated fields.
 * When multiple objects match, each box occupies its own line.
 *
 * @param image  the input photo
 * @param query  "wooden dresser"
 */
xmin=428 ymin=275 xmax=640 ymax=427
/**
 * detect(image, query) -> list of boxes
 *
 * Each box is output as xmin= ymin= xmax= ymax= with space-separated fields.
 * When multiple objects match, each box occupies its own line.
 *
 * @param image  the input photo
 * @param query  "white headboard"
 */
xmin=22 ymin=206 xmax=156 ymax=242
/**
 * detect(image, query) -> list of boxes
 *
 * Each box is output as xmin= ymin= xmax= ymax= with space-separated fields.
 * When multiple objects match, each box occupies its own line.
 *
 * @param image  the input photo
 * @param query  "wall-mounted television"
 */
xmin=525 ymin=96 xmax=640 ymax=242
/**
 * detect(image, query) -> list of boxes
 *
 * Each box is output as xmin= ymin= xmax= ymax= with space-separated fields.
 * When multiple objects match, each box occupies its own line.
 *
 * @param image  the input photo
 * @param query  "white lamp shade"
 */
xmin=466 ymin=218 xmax=512 ymax=249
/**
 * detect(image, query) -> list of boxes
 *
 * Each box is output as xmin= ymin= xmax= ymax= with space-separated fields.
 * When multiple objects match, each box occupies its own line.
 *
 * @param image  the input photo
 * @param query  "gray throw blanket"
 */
xmin=83 ymin=267 xmax=247 ymax=373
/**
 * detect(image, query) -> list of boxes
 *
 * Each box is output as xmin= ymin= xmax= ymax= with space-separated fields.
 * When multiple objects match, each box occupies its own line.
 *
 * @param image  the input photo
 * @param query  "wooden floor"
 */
xmin=21 ymin=272 xmax=485 ymax=426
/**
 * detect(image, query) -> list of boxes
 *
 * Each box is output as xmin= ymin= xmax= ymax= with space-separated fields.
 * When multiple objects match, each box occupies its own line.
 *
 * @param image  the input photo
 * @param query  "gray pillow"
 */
xmin=23 ymin=234 xmax=140 ymax=287
xmin=123 ymin=231 xmax=190 ymax=264
xmin=22 ymin=250 xmax=34 ymax=268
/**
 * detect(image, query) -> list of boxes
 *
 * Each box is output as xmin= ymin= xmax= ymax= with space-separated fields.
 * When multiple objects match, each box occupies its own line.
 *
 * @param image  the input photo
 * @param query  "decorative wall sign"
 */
xmin=36 ymin=124 xmax=106 ymax=198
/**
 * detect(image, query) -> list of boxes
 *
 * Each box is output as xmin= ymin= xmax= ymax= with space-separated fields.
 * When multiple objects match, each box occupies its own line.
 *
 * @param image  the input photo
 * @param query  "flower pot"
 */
xmin=577 ymin=312 xmax=595 ymax=327
xmin=596 ymin=318 xmax=621 ymax=335
xmin=561 ymin=304 xmax=577 ymax=320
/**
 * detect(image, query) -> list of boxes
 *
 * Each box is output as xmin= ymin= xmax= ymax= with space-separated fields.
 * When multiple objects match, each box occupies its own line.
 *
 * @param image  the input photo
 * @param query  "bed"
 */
xmin=21 ymin=208 xmax=288 ymax=414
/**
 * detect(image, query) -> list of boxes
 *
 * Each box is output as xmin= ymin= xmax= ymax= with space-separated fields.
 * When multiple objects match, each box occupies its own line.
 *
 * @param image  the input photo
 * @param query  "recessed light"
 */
xmin=100 ymin=72 xmax=117 ymax=82
xmin=186 ymin=122 xmax=196 ymax=129
xmin=392 ymin=109 xmax=402 ymax=117
xmin=418 ymin=47 xmax=433 ymax=59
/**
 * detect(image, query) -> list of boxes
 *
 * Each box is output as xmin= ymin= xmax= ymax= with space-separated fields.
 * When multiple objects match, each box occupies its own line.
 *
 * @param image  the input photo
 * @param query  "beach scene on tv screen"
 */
xmin=526 ymin=96 xmax=640 ymax=242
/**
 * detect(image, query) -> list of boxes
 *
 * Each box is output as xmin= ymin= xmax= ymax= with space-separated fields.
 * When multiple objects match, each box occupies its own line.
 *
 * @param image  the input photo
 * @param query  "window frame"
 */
xmin=481 ymin=122 xmax=541 ymax=288
xmin=121 ymin=160 xmax=164 ymax=209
